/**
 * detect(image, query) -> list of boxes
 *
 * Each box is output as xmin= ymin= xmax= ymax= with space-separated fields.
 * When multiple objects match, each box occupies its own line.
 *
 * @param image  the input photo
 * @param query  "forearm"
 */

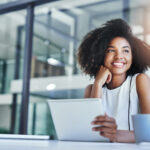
xmin=90 ymin=81 xmax=103 ymax=98
xmin=116 ymin=130 xmax=135 ymax=143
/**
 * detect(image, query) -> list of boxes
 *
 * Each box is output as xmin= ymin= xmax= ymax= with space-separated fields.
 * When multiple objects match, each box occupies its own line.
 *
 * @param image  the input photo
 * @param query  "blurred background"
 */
xmin=0 ymin=0 xmax=150 ymax=138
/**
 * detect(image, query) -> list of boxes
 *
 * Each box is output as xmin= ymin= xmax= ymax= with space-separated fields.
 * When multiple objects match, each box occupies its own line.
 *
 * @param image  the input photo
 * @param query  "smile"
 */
xmin=112 ymin=62 xmax=125 ymax=68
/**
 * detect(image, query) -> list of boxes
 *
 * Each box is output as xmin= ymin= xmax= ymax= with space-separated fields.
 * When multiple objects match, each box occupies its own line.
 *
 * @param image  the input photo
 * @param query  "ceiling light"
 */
xmin=131 ymin=25 xmax=144 ymax=34
xmin=46 ymin=84 xmax=56 ymax=90
xmin=47 ymin=58 xmax=63 ymax=66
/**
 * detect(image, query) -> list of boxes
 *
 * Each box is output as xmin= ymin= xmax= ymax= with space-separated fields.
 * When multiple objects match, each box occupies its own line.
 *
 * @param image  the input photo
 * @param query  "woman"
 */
xmin=77 ymin=19 xmax=150 ymax=143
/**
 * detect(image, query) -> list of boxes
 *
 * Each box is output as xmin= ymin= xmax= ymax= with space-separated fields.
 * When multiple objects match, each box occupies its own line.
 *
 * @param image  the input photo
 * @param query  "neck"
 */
xmin=107 ymin=74 xmax=127 ymax=89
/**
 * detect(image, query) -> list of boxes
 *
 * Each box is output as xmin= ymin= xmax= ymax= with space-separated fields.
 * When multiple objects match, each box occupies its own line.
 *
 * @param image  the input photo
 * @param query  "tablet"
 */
xmin=48 ymin=98 xmax=109 ymax=142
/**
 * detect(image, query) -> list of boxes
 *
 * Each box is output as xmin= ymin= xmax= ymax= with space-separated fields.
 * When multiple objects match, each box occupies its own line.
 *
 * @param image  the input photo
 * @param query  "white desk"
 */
xmin=0 ymin=139 xmax=149 ymax=150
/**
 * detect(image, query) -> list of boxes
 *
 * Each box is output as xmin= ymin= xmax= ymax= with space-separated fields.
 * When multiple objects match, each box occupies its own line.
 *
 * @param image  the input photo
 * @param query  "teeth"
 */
xmin=113 ymin=62 xmax=123 ymax=66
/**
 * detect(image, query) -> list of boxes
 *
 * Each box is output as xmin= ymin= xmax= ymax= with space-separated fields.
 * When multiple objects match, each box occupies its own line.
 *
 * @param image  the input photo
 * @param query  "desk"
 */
xmin=0 ymin=139 xmax=149 ymax=150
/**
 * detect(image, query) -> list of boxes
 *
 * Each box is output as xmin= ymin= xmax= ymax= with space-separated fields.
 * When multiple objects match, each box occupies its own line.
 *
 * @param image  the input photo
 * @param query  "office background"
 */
xmin=0 ymin=0 xmax=150 ymax=138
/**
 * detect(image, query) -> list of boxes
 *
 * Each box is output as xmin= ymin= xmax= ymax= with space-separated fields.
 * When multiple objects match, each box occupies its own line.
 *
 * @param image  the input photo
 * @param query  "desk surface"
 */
xmin=0 ymin=139 xmax=149 ymax=150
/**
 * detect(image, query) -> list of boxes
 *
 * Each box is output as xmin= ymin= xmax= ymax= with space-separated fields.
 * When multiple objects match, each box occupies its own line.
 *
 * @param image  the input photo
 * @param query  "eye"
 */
xmin=106 ymin=49 xmax=115 ymax=53
xmin=123 ymin=49 xmax=130 ymax=53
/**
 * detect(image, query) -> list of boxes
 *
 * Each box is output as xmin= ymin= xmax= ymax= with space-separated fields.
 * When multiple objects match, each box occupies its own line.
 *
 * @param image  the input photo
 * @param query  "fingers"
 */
xmin=94 ymin=114 xmax=116 ymax=123
xmin=99 ymin=65 xmax=112 ymax=84
xmin=95 ymin=65 xmax=112 ymax=86
xmin=99 ymin=65 xmax=109 ymax=72
xmin=91 ymin=114 xmax=118 ymax=142
xmin=92 ymin=125 xmax=117 ymax=142
xmin=92 ymin=126 xmax=117 ymax=134
xmin=91 ymin=114 xmax=117 ymax=131
xmin=91 ymin=121 xmax=117 ymax=129
xmin=106 ymin=72 xmax=112 ymax=84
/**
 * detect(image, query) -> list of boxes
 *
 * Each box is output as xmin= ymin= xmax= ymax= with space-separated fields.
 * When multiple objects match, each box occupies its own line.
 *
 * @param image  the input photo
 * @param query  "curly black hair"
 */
xmin=77 ymin=18 xmax=150 ymax=78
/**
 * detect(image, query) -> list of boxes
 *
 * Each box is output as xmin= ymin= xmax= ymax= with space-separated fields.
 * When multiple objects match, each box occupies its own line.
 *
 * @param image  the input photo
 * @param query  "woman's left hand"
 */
xmin=91 ymin=113 xmax=118 ymax=142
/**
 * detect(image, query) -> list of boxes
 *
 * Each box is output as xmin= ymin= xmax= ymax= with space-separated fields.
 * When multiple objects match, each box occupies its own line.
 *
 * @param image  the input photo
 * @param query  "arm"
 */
xmin=136 ymin=73 xmax=150 ymax=113
xmin=84 ymin=66 xmax=112 ymax=98
xmin=84 ymin=83 xmax=103 ymax=98
xmin=116 ymin=130 xmax=135 ymax=143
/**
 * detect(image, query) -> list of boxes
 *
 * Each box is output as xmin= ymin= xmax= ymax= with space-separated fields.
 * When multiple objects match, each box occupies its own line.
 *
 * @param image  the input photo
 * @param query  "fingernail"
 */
xmin=91 ymin=122 xmax=94 ymax=125
xmin=92 ymin=128 xmax=95 ymax=131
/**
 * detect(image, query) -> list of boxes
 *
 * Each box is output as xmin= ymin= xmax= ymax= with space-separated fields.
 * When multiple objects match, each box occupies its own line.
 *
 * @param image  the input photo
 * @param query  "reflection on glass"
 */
xmin=0 ymin=10 xmax=26 ymax=134
xmin=29 ymin=0 xmax=124 ymax=137
xmin=0 ymin=0 xmax=20 ymax=5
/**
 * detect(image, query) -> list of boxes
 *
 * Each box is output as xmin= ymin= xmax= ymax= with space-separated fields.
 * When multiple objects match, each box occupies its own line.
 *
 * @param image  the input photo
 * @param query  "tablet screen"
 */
xmin=48 ymin=98 xmax=109 ymax=142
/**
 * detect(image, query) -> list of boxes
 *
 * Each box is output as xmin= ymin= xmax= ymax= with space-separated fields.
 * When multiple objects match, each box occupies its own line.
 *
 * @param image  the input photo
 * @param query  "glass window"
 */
xmin=0 ymin=0 xmax=21 ymax=5
xmin=1 ymin=0 xmax=150 ymax=137
xmin=29 ymin=0 xmax=125 ymax=137
xmin=0 ymin=10 xmax=26 ymax=134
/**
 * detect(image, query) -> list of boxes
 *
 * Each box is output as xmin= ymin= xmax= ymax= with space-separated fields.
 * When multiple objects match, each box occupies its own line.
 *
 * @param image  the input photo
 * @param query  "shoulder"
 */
xmin=84 ymin=84 xmax=93 ymax=98
xmin=136 ymin=73 xmax=150 ymax=87
xmin=136 ymin=73 xmax=150 ymax=92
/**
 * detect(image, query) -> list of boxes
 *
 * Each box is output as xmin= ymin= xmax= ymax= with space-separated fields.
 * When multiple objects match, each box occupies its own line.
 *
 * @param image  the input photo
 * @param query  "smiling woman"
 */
xmin=77 ymin=19 xmax=150 ymax=143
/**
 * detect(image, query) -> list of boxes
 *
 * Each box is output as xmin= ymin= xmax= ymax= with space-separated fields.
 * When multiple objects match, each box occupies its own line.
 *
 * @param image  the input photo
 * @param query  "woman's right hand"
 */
xmin=86 ymin=66 xmax=112 ymax=98
xmin=95 ymin=65 xmax=112 ymax=86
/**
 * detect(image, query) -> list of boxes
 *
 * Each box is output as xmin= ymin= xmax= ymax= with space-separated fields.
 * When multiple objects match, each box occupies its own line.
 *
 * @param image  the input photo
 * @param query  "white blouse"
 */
xmin=102 ymin=74 xmax=139 ymax=130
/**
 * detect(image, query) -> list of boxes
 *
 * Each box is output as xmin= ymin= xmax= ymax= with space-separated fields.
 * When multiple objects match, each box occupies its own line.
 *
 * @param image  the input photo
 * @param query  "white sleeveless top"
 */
xmin=101 ymin=74 xmax=139 ymax=130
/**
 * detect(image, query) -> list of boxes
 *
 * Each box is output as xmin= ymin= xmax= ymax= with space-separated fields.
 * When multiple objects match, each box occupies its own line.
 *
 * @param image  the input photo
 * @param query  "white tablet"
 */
xmin=48 ymin=98 xmax=109 ymax=142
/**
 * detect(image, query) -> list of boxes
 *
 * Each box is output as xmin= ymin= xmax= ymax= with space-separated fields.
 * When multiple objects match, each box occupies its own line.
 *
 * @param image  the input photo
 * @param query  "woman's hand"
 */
xmin=87 ymin=66 xmax=112 ymax=98
xmin=91 ymin=113 xmax=118 ymax=142
xmin=95 ymin=66 xmax=112 ymax=86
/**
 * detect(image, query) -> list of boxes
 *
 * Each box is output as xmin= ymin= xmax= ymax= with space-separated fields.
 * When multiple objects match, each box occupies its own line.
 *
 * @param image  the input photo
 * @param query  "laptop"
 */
xmin=48 ymin=98 xmax=109 ymax=142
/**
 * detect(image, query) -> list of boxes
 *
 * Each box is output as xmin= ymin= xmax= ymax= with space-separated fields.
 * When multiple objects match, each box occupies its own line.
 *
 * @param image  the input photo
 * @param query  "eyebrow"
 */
xmin=122 ymin=46 xmax=130 ymax=49
xmin=107 ymin=46 xmax=130 ymax=49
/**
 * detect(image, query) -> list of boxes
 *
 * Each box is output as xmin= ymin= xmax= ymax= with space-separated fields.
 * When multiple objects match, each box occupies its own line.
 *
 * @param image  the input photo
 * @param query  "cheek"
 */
xmin=103 ymin=58 xmax=108 ymax=67
xmin=126 ymin=56 xmax=132 ymax=69
xmin=128 ymin=55 xmax=132 ymax=64
xmin=104 ymin=55 xmax=112 ymax=65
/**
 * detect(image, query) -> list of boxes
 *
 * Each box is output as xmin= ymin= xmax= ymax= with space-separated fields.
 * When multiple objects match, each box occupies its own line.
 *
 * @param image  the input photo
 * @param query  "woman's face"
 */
xmin=104 ymin=37 xmax=132 ymax=76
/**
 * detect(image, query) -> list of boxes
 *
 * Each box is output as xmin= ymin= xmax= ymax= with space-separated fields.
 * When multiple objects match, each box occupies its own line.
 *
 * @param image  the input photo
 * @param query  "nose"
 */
xmin=115 ymin=51 xmax=123 ymax=59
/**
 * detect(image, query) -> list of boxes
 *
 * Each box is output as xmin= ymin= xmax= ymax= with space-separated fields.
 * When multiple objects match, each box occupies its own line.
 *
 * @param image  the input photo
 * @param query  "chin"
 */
xmin=110 ymin=69 xmax=127 ymax=76
xmin=112 ymin=73 xmax=126 ymax=76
